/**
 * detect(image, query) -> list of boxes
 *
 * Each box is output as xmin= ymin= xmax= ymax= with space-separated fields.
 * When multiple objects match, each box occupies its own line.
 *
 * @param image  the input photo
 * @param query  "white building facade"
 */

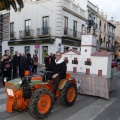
xmin=2 ymin=0 xmax=88 ymax=64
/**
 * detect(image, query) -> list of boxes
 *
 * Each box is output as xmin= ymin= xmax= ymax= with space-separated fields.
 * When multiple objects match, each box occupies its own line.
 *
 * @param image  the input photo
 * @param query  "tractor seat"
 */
xmin=31 ymin=76 xmax=42 ymax=81
xmin=65 ymin=73 xmax=71 ymax=80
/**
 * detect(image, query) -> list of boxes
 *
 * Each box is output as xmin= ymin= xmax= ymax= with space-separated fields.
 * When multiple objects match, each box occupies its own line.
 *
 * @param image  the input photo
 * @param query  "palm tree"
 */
xmin=0 ymin=0 xmax=24 ymax=12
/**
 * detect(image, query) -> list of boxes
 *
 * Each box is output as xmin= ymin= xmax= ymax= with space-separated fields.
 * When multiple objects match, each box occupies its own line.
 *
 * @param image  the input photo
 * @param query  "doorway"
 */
xmin=42 ymin=46 xmax=48 ymax=64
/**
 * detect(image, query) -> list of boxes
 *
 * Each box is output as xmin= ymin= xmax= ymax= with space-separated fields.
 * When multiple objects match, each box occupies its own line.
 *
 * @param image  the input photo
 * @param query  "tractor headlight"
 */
xmin=19 ymin=79 xmax=22 ymax=85
xmin=7 ymin=88 xmax=14 ymax=96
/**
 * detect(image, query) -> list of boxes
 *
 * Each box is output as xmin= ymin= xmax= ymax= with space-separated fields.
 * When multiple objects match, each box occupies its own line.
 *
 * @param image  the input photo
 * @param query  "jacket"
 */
xmin=46 ymin=58 xmax=66 ymax=79
xmin=20 ymin=56 xmax=27 ymax=69
xmin=12 ymin=54 xmax=19 ymax=66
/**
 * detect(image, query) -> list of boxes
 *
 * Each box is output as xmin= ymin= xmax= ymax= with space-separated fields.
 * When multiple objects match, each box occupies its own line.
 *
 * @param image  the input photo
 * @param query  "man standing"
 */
xmin=18 ymin=53 xmax=22 ymax=77
xmin=42 ymin=51 xmax=66 ymax=91
xmin=20 ymin=53 xmax=27 ymax=78
xmin=12 ymin=51 xmax=19 ymax=78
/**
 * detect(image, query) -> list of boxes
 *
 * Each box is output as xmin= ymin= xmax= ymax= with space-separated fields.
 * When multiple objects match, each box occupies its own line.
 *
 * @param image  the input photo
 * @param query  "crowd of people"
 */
xmin=1 ymin=50 xmax=38 ymax=80
xmin=111 ymin=58 xmax=120 ymax=71
xmin=1 ymin=50 xmax=67 ymax=92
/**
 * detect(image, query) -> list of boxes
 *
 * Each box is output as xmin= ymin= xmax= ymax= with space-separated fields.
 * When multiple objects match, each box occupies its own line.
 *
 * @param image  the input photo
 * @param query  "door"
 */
xmin=42 ymin=46 xmax=48 ymax=64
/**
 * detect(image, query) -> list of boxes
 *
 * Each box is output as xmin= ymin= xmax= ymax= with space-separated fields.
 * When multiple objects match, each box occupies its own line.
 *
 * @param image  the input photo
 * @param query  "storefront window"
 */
xmin=64 ymin=46 xmax=69 ymax=52
xmin=42 ymin=46 xmax=48 ymax=64
xmin=25 ymin=46 xmax=30 ymax=54
xmin=10 ymin=47 xmax=14 ymax=57
xmin=73 ymin=48 xmax=77 ymax=50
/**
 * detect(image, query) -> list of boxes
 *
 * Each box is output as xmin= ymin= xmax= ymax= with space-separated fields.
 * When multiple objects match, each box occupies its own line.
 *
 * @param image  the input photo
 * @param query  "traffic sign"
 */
xmin=35 ymin=44 xmax=40 ymax=49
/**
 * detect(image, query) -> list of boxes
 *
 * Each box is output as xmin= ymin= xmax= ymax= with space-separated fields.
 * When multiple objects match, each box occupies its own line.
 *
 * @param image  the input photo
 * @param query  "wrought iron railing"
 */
xmin=10 ymin=32 xmax=16 ymax=39
xmin=37 ymin=27 xmax=51 ymax=36
xmin=19 ymin=29 xmax=34 ymax=38
xmin=63 ymin=28 xmax=82 ymax=39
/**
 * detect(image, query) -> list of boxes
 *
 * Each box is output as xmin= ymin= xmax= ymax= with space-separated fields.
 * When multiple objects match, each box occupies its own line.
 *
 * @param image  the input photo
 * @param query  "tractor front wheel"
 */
xmin=59 ymin=82 xmax=77 ymax=106
xmin=28 ymin=88 xmax=54 ymax=119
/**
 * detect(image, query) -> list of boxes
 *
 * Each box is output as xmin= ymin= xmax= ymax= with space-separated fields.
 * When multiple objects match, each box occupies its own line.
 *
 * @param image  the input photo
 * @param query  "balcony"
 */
xmin=108 ymin=31 xmax=112 ymax=37
xmin=63 ymin=28 xmax=81 ymax=39
xmin=112 ymin=33 xmax=115 ymax=38
xmin=19 ymin=29 xmax=34 ymax=38
xmin=37 ymin=27 xmax=51 ymax=37
xmin=10 ymin=32 xmax=16 ymax=39
xmin=82 ymin=27 xmax=98 ymax=35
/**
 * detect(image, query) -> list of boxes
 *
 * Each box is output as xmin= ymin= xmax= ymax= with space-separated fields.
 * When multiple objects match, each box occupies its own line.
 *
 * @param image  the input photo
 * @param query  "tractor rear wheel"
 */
xmin=28 ymin=88 xmax=54 ymax=119
xmin=59 ymin=82 xmax=77 ymax=106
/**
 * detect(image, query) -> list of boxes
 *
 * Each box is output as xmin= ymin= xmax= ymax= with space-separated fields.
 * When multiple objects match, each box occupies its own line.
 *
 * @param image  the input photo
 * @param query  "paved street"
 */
xmin=0 ymin=72 xmax=120 ymax=120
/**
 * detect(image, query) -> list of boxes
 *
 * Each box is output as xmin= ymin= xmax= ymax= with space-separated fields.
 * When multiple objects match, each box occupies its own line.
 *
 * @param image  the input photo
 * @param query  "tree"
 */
xmin=0 ymin=0 xmax=24 ymax=12
xmin=107 ymin=40 xmax=120 ymax=53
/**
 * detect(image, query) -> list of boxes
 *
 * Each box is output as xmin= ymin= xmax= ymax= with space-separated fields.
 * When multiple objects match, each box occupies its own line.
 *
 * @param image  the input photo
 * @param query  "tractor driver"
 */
xmin=42 ymin=51 xmax=66 ymax=91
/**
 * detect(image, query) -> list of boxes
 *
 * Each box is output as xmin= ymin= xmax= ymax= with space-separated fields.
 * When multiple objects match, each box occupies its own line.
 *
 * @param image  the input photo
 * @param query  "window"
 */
xmin=10 ymin=47 xmax=14 ymax=57
xmin=73 ymin=47 xmax=77 ymax=50
xmin=25 ymin=19 xmax=31 ymax=31
xmin=43 ymin=16 xmax=49 ymax=28
xmin=72 ymin=58 xmax=78 ymax=64
xmin=81 ymin=24 xmax=84 ymax=34
xmin=73 ymin=21 xmax=77 ymax=37
xmin=104 ymin=23 xmax=106 ymax=30
xmin=99 ymin=20 xmax=101 ymax=27
xmin=64 ymin=17 xmax=68 ymax=35
xmin=10 ymin=22 xmax=14 ymax=34
xmin=64 ymin=17 xmax=68 ymax=29
xmin=104 ymin=36 xmax=105 ymax=43
xmin=42 ymin=16 xmax=49 ymax=34
xmin=25 ymin=46 xmax=30 ymax=54
xmin=64 ymin=46 xmax=69 ymax=52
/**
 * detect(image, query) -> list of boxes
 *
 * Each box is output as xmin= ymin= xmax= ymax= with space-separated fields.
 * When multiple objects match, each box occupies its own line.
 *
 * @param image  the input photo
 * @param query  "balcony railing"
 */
xmin=19 ymin=29 xmax=34 ymax=38
xmin=63 ymin=28 xmax=81 ymax=39
xmin=112 ymin=33 xmax=115 ymax=38
xmin=10 ymin=32 xmax=16 ymax=39
xmin=37 ymin=27 xmax=51 ymax=36
xmin=108 ymin=31 xmax=112 ymax=37
xmin=82 ymin=27 xmax=98 ymax=35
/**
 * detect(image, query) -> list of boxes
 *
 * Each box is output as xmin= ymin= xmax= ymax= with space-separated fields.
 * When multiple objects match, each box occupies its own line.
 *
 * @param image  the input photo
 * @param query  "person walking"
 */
xmin=32 ymin=54 xmax=38 ymax=74
xmin=12 ymin=51 xmax=19 ymax=78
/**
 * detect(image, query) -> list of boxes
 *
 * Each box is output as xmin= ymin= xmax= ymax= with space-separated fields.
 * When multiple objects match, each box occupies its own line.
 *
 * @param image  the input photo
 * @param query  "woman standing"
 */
xmin=32 ymin=54 xmax=38 ymax=74
xmin=1 ymin=50 xmax=12 ymax=85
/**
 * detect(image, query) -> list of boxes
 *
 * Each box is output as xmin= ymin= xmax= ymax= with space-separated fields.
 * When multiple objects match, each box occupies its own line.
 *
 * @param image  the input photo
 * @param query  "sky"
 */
xmin=89 ymin=0 xmax=120 ymax=21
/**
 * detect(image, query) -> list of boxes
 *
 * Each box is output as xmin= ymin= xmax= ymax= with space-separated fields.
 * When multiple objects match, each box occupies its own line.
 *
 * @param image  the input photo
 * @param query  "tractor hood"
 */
xmin=6 ymin=78 xmax=43 ymax=90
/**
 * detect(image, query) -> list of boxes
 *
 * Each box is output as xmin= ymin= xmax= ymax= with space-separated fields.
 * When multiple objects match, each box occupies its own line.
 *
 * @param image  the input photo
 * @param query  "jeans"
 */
xmin=13 ymin=65 xmax=18 ymax=78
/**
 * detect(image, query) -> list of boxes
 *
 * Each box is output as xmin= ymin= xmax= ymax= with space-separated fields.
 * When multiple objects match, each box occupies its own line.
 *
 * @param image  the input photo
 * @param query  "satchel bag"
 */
xmin=33 ymin=61 xmax=38 ymax=66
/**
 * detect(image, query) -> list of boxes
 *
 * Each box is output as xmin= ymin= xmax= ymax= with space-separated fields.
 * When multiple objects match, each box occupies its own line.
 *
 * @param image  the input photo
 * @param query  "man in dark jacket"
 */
xmin=20 ymin=53 xmax=27 ymax=78
xmin=18 ymin=53 xmax=22 ymax=77
xmin=42 ymin=51 xmax=66 ymax=91
xmin=12 ymin=51 xmax=19 ymax=78
xmin=26 ymin=53 xmax=32 ymax=75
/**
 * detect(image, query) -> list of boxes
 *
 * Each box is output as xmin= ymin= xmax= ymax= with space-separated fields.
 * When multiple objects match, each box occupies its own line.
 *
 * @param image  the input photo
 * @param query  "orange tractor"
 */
xmin=5 ymin=70 xmax=77 ymax=119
